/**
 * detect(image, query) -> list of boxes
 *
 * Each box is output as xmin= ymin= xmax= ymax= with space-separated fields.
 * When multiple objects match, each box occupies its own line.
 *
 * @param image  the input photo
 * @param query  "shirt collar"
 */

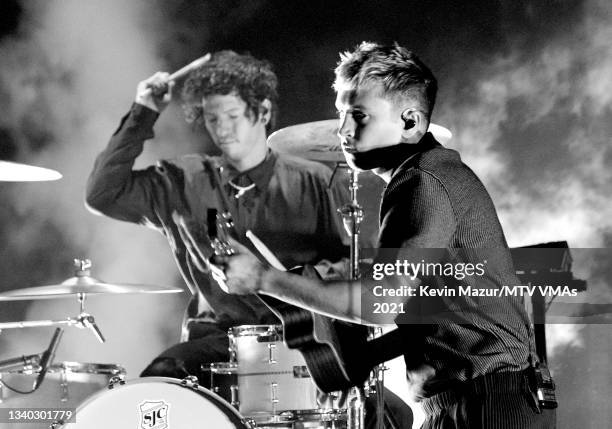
xmin=222 ymin=150 xmax=277 ymax=190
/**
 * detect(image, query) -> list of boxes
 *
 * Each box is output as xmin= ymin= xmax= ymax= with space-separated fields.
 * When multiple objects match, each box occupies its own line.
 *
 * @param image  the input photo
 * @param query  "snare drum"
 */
xmin=229 ymin=325 xmax=323 ymax=421
xmin=56 ymin=377 xmax=250 ymax=429
xmin=0 ymin=362 xmax=124 ymax=429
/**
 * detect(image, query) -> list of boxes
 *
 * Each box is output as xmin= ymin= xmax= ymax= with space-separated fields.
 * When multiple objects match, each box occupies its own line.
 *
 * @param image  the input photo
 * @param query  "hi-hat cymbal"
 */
xmin=0 ymin=160 xmax=62 ymax=182
xmin=0 ymin=276 xmax=183 ymax=301
xmin=268 ymin=119 xmax=452 ymax=162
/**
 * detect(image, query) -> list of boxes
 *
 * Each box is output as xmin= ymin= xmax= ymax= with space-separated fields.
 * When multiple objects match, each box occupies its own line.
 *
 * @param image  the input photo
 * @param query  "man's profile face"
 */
xmin=335 ymin=83 xmax=405 ymax=170
xmin=201 ymin=93 xmax=267 ymax=164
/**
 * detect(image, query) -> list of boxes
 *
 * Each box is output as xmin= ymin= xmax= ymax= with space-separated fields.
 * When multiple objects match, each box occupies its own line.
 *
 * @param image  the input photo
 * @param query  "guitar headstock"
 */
xmin=173 ymin=209 xmax=236 ymax=293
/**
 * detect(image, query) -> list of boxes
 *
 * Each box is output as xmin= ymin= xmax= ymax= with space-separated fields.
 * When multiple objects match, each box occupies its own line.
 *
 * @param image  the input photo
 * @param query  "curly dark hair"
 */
xmin=182 ymin=50 xmax=278 ymax=133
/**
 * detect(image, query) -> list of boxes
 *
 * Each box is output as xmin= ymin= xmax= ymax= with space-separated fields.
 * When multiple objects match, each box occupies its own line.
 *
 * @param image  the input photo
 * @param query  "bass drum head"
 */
xmin=59 ymin=377 xmax=250 ymax=429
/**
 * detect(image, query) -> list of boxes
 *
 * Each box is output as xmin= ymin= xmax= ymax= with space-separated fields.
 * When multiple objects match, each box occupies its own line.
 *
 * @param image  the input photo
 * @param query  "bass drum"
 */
xmin=57 ymin=377 xmax=251 ymax=429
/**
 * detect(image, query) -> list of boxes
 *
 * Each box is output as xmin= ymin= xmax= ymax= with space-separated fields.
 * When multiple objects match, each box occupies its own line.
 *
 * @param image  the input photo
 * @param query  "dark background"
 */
xmin=0 ymin=1 xmax=610 ymax=427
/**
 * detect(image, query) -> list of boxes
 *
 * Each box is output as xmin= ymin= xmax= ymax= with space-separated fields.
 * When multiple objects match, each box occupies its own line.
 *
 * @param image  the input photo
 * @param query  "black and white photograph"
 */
xmin=0 ymin=1 xmax=610 ymax=428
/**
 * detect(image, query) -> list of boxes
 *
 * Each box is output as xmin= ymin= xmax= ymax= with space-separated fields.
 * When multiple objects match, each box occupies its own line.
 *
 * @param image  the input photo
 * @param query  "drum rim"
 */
xmin=4 ymin=361 xmax=126 ymax=375
xmin=67 ymin=377 xmax=249 ymax=428
xmin=228 ymin=324 xmax=281 ymax=337
xmin=247 ymin=408 xmax=348 ymax=424
xmin=50 ymin=361 xmax=126 ymax=375
xmin=208 ymin=362 xmax=238 ymax=374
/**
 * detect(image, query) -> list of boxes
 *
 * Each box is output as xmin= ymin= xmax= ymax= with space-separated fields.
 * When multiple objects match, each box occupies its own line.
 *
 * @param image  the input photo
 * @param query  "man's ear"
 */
xmin=259 ymin=99 xmax=272 ymax=125
xmin=400 ymin=109 xmax=426 ymax=141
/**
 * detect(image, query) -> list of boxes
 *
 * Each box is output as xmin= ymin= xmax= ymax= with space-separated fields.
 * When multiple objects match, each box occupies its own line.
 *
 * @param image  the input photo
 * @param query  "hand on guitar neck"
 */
xmin=172 ymin=211 xmax=232 ymax=292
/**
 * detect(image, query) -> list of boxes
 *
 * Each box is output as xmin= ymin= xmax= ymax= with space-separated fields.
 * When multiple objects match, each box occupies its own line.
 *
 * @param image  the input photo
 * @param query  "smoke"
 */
xmin=0 ymin=0 xmax=194 ymax=378
xmin=0 ymin=1 xmax=609 ymax=426
xmin=432 ymin=0 xmax=611 ymax=362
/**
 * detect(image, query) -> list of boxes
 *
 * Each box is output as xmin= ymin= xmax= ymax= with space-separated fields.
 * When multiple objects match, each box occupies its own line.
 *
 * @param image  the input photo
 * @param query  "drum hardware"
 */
xmin=348 ymin=389 xmax=366 ymax=429
xmin=180 ymin=374 xmax=201 ymax=389
xmin=0 ymin=160 xmax=62 ymax=181
xmin=59 ymin=367 xmax=69 ymax=401
xmin=107 ymin=373 xmax=126 ymax=389
xmin=268 ymin=343 xmax=278 ymax=364
xmin=336 ymin=166 xmax=373 ymax=429
xmin=270 ymin=381 xmax=279 ymax=412
xmin=0 ymin=259 xmax=182 ymax=342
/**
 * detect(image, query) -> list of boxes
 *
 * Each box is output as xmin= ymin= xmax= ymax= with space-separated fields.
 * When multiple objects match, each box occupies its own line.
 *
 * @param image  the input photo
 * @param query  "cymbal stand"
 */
xmin=338 ymin=167 xmax=387 ymax=429
xmin=0 ymin=291 xmax=105 ymax=343
xmin=338 ymin=167 xmax=364 ymax=280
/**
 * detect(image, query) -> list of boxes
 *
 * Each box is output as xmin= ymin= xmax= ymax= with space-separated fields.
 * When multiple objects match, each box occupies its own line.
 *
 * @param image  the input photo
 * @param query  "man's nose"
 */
xmin=337 ymin=114 xmax=355 ymax=139
xmin=214 ymin=119 xmax=232 ymax=138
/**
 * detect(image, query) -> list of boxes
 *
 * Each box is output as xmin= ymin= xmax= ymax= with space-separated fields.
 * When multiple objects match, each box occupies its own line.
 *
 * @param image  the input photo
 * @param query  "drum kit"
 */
xmin=0 ymin=121 xmax=451 ymax=429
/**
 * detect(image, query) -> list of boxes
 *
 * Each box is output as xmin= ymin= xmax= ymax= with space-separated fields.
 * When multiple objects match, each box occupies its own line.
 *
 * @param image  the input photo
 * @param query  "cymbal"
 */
xmin=0 ymin=276 xmax=183 ymax=300
xmin=0 ymin=160 xmax=62 ymax=182
xmin=268 ymin=119 xmax=452 ymax=162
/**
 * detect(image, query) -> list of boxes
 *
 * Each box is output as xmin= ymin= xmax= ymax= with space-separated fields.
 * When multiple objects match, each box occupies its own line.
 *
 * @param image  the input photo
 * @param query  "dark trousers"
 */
xmin=421 ymin=371 xmax=556 ymax=429
xmin=141 ymin=322 xmax=413 ymax=428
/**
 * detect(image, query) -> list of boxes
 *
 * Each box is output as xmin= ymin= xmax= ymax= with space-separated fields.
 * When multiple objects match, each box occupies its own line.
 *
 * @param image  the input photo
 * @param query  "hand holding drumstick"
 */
xmin=135 ymin=53 xmax=211 ymax=113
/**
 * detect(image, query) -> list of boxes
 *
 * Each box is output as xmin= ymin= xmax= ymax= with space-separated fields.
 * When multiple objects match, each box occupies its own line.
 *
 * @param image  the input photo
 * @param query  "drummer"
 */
xmin=86 ymin=50 xmax=412 ymax=427
xmin=86 ymin=50 xmax=347 ymax=379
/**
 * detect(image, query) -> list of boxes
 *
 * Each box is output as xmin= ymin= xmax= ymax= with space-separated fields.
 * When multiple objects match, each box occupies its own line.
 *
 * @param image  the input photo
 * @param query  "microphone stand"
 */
xmin=0 ymin=328 xmax=63 ymax=394
xmin=34 ymin=327 xmax=64 ymax=388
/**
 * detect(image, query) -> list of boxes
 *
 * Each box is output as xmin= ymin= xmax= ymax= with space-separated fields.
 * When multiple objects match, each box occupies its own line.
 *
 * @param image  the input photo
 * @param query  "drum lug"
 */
xmin=270 ymin=381 xmax=279 ymax=414
xmin=268 ymin=343 xmax=277 ymax=364
xmin=60 ymin=369 xmax=69 ymax=402
xmin=230 ymin=384 xmax=240 ymax=409
xmin=180 ymin=375 xmax=200 ymax=389
xmin=107 ymin=374 xmax=126 ymax=389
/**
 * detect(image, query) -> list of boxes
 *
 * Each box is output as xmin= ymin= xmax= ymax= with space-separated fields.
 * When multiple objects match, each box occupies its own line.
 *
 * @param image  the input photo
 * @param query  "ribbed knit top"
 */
xmin=377 ymin=133 xmax=532 ymax=397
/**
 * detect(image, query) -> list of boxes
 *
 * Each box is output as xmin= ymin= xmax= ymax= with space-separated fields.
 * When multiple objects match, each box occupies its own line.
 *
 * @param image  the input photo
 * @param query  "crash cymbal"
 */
xmin=267 ymin=119 xmax=452 ymax=162
xmin=0 ymin=160 xmax=62 ymax=182
xmin=0 ymin=279 xmax=183 ymax=300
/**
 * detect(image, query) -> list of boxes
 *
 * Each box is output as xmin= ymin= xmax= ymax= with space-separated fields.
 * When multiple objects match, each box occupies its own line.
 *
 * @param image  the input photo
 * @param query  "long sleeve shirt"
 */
xmin=86 ymin=103 xmax=349 ymax=327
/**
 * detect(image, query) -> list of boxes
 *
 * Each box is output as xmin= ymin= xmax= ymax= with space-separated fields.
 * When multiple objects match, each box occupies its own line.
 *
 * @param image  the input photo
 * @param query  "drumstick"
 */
xmin=145 ymin=53 xmax=211 ymax=95
xmin=168 ymin=53 xmax=211 ymax=81
xmin=246 ymin=230 xmax=287 ymax=271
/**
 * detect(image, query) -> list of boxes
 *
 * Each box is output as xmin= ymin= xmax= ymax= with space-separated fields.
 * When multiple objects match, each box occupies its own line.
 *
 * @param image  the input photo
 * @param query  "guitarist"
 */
xmin=86 ymin=50 xmax=412 ymax=427
xmin=223 ymin=43 xmax=556 ymax=429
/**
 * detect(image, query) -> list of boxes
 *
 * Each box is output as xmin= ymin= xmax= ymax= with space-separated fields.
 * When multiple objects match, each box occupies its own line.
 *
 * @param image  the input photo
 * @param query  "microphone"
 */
xmin=35 ymin=328 xmax=63 ymax=388
xmin=0 ymin=353 xmax=40 ymax=372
